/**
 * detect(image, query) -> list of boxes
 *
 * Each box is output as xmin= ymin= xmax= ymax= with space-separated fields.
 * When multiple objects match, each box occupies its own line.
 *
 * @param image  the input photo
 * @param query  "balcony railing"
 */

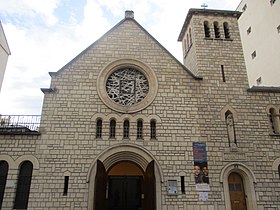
xmin=0 ymin=115 xmax=41 ymax=134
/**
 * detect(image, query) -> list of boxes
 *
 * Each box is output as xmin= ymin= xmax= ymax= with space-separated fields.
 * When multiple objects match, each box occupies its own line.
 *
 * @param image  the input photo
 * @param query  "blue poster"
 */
xmin=193 ymin=142 xmax=210 ymax=189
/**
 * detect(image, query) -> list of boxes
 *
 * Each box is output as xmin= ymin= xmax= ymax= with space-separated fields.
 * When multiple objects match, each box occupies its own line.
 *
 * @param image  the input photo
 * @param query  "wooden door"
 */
xmin=108 ymin=176 xmax=142 ymax=210
xmin=228 ymin=172 xmax=247 ymax=210
xmin=143 ymin=160 xmax=156 ymax=210
xmin=94 ymin=160 xmax=107 ymax=210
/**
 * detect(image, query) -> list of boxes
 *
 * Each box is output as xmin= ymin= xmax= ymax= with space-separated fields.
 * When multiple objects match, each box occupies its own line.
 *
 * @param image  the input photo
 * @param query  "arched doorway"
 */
xmin=220 ymin=162 xmax=257 ymax=210
xmin=94 ymin=160 xmax=155 ymax=210
xmin=107 ymin=161 xmax=144 ymax=210
xmin=228 ymin=172 xmax=247 ymax=210
xmin=87 ymin=144 xmax=163 ymax=210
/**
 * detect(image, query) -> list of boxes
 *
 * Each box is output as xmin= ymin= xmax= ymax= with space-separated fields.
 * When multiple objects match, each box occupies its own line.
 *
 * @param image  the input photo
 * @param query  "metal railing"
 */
xmin=0 ymin=115 xmax=41 ymax=134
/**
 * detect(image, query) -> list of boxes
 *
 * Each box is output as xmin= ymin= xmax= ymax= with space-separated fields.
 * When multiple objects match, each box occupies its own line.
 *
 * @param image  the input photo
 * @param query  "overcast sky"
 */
xmin=0 ymin=0 xmax=239 ymax=115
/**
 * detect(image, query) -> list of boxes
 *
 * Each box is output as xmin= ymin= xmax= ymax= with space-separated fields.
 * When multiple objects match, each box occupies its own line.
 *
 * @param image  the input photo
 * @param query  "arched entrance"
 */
xmin=228 ymin=172 xmax=247 ymax=210
xmin=107 ymin=161 xmax=144 ymax=210
xmin=220 ymin=162 xmax=257 ymax=210
xmin=87 ymin=144 xmax=163 ymax=210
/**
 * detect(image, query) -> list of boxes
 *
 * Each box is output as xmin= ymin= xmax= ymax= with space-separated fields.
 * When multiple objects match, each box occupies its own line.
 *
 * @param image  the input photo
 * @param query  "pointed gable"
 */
xmin=50 ymin=11 xmax=201 ymax=80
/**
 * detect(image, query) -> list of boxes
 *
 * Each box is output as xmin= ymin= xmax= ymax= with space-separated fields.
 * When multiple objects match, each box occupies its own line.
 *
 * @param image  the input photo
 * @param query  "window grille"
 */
xmin=96 ymin=119 xmax=102 ymax=138
xmin=123 ymin=120 xmax=130 ymax=139
xmin=137 ymin=120 xmax=143 ymax=139
xmin=109 ymin=119 xmax=116 ymax=138
xmin=150 ymin=120 xmax=156 ymax=139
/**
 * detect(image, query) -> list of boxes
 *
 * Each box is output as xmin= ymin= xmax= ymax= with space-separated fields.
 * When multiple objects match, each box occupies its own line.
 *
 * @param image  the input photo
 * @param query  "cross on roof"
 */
xmin=201 ymin=3 xmax=208 ymax=9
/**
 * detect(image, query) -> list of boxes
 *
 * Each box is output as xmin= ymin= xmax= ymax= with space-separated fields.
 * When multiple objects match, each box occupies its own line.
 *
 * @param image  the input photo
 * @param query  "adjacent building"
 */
xmin=237 ymin=0 xmax=280 ymax=87
xmin=1 ymin=9 xmax=280 ymax=210
xmin=0 ymin=21 xmax=10 ymax=92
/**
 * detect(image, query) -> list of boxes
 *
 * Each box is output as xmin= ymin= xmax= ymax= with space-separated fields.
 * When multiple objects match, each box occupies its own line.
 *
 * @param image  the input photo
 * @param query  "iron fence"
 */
xmin=0 ymin=115 xmax=41 ymax=134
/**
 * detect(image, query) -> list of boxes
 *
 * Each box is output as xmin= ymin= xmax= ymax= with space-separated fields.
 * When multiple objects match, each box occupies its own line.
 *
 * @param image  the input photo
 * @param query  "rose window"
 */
xmin=106 ymin=68 xmax=149 ymax=105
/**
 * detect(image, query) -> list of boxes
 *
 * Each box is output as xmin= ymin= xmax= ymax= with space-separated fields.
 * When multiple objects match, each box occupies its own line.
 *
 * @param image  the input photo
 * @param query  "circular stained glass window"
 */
xmin=106 ymin=68 xmax=149 ymax=105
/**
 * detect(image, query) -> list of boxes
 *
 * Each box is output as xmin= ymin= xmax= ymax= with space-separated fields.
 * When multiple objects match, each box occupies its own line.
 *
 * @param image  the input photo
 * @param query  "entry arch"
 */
xmin=220 ymin=162 xmax=257 ymax=210
xmin=87 ymin=143 xmax=164 ymax=210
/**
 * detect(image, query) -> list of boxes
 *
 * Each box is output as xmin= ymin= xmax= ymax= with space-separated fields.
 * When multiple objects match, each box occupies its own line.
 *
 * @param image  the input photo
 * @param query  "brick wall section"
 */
xmin=0 ymin=14 xmax=280 ymax=210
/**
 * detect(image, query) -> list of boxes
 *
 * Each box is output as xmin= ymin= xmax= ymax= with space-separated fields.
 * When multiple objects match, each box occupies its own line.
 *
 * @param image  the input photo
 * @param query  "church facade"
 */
xmin=1 ymin=9 xmax=280 ymax=210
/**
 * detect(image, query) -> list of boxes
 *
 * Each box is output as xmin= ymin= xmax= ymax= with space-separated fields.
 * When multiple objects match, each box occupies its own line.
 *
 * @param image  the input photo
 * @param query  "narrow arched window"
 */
xmin=109 ymin=119 xmax=116 ymax=139
xmin=14 ymin=161 xmax=33 ymax=210
xmin=137 ymin=119 xmax=143 ymax=139
xmin=223 ymin=22 xmax=230 ymax=39
xmin=204 ymin=21 xmax=211 ymax=38
xmin=214 ymin=21 xmax=220 ymax=38
xmin=96 ymin=119 xmax=102 ymax=138
xmin=150 ymin=120 xmax=156 ymax=139
xmin=0 ymin=161 xmax=9 ymax=209
xmin=269 ymin=108 xmax=280 ymax=134
xmin=123 ymin=120 xmax=130 ymax=139
xmin=189 ymin=28 xmax=193 ymax=45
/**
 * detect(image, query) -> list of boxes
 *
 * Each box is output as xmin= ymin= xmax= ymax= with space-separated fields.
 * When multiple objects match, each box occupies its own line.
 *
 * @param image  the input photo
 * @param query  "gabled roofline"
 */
xmin=178 ymin=8 xmax=241 ymax=41
xmin=50 ymin=15 xmax=202 ymax=80
xmin=0 ymin=21 xmax=11 ymax=55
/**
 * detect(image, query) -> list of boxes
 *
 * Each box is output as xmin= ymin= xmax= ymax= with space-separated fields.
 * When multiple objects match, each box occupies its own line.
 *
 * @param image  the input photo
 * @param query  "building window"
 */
xmin=180 ymin=176 xmax=185 ymax=194
xmin=204 ymin=21 xmax=211 ymax=38
xmin=270 ymin=0 xmax=276 ymax=6
xmin=0 ymin=161 xmax=9 ymax=209
xmin=251 ymin=51 xmax=256 ymax=59
xmin=247 ymin=26 xmax=252 ymax=35
xmin=223 ymin=22 xmax=230 ymax=39
xmin=150 ymin=120 xmax=156 ymax=139
xmin=277 ymin=25 xmax=280 ymax=33
xmin=109 ymin=119 xmax=116 ymax=139
xmin=242 ymin=4 xmax=247 ymax=12
xmin=123 ymin=120 xmax=130 ymax=139
xmin=96 ymin=119 xmax=102 ymax=138
xmin=221 ymin=65 xmax=226 ymax=82
xmin=137 ymin=119 xmax=143 ymax=139
xmin=63 ymin=176 xmax=69 ymax=196
xmin=14 ymin=161 xmax=33 ymax=210
xmin=214 ymin=21 xmax=221 ymax=38
xmin=278 ymin=165 xmax=280 ymax=178
xmin=269 ymin=108 xmax=280 ymax=134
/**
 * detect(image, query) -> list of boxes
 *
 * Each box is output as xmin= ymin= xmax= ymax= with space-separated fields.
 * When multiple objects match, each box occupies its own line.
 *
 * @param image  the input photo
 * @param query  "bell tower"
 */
xmin=178 ymin=9 xmax=249 ymax=88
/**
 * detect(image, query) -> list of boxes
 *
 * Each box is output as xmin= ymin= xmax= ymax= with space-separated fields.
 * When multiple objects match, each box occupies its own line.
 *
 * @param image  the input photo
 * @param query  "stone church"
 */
xmin=1 ymin=8 xmax=280 ymax=210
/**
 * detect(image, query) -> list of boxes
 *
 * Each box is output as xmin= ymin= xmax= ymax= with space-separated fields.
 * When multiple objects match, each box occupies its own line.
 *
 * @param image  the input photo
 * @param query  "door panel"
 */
xmin=228 ymin=172 xmax=247 ymax=210
xmin=143 ymin=160 xmax=155 ymax=210
xmin=108 ymin=176 xmax=142 ymax=210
